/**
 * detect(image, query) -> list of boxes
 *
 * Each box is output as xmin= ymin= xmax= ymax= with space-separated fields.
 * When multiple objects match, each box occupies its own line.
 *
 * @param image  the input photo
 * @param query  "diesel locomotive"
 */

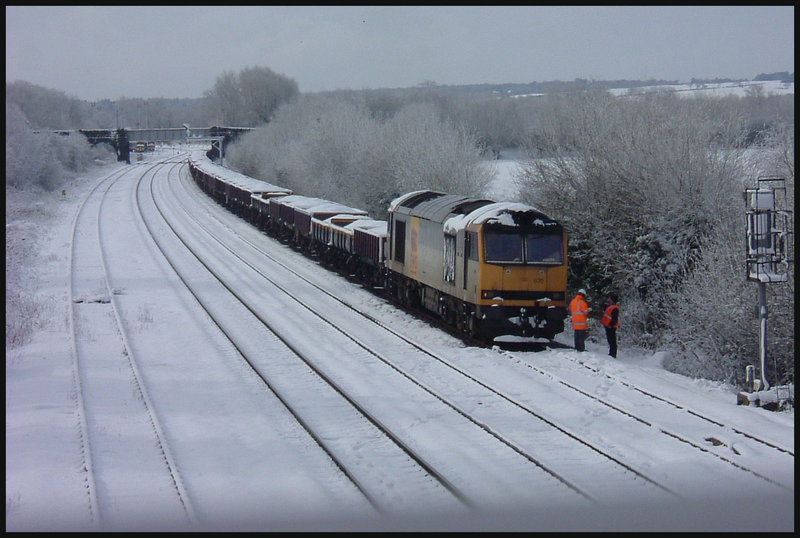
xmin=188 ymin=153 xmax=567 ymax=343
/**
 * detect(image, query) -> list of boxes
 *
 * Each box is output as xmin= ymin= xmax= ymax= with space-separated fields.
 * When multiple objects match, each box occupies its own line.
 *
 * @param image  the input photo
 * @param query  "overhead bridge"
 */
xmin=46 ymin=126 xmax=253 ymax=163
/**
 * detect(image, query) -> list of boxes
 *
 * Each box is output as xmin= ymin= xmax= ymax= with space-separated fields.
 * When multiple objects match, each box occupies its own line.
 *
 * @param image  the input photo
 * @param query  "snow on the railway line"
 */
xmin=5 ymin=147 xmax=794 ymax=531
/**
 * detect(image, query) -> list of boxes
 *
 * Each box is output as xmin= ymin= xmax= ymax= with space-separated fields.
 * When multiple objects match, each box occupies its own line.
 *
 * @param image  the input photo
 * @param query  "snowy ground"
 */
xmin=5 ymin=147 xmax=794 ymax=531
xmin=511 ymin=79 xmax=795 ymax=99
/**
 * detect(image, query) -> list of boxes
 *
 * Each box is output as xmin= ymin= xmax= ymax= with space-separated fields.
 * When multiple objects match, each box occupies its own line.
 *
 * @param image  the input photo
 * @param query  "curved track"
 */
xmin=140 ymin=162 xmax=469 ymax=515
xmin=166 ymin=158 xmax=793 ymax=504
xmin=69 ymin=160 xmax=195 ymax=529
xmin=61 ymin=152 xmax=793 ymax=529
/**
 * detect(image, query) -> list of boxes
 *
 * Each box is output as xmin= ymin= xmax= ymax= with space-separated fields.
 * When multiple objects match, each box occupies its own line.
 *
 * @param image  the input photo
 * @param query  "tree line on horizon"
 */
xmin=6 ymin=69 xmax=794 ymax=130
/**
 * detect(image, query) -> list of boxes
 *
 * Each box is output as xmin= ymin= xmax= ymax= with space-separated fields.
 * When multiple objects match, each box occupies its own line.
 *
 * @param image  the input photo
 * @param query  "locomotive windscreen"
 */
xmin=482 ymin=207 xmax=564 ymax=265
xmin=525 ymin=234 xmax=564 ymax=264
xmin=484 ymin=231 xmax=564 ymax=265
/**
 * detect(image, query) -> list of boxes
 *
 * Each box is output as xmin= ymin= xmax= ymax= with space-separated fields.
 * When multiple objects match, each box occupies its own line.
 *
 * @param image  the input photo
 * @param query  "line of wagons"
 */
xmin=188 ymin=153 xmax=569 ymax=343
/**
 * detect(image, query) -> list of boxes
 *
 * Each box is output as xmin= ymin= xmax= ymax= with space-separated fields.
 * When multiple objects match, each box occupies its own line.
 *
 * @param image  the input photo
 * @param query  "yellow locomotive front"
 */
xmin=467 ymin=203 xmax=568 ymax=340
xmin=387 ymin=191 xmax=567 ymax=342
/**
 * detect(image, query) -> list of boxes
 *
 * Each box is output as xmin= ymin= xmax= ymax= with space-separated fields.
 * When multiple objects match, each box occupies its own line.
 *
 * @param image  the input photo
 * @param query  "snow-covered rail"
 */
xmin=67 ymin=166 xmax=130 ymax=527
xmin=69 ymin=161 xmax=195 ymax=529
xmin=504 ymin=350 xmax=794 ymax=491
xmin=138 ymin=162 xmax=476 ymax=514
xmin=173 ymin=156 xmax=794 ymax=505
xmin=163 ymin=161 xmax=695 ymax=507
xmin=564 ymin=356 xmax=794 ymax=456
xmin=77 ymin=156 xmax=376 ymax=526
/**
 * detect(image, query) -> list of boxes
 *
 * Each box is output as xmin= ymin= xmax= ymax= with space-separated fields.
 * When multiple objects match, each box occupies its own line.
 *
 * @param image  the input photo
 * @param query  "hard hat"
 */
xmin=578 ymin=288 xmax=586 ymax=295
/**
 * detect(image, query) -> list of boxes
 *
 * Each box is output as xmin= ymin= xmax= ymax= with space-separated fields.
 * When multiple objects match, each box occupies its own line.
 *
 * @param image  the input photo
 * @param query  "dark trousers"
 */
xmin=605 ymin=327 xmax=617 ymax=358
xmin=574 ymin=329 xmax=587 ymax=352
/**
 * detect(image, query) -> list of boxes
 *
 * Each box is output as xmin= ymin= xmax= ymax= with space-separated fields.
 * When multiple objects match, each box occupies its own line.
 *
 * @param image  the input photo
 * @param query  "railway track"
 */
xmin=171 ymin=157 xmax=794 ymax=500
xmin=5 ymin=141 xmax=788 ymax=533
xmin=162 ymin=161 xmax=705 ymax=506
xmin=69 ymin=160 xmax=196 ymax=529
xmin=140 ymin=162 xmax=475 ymax=514
xmin=567 ymin=355 xmax=793 ymax=456
xmin=77 ymin=156 xmax=376 ymax=526
xmin=503 ymin=349 xmax=794 ymax=489
xmin=61 ymin=153 xmax=792 ymax=528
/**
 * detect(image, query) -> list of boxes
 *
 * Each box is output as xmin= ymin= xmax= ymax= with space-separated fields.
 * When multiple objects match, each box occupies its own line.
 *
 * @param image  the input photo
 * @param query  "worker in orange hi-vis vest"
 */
xmin=601 ymin=294 xmax=620 ymax=358
xmin=569 ymin=289 xmax=591 ymax=352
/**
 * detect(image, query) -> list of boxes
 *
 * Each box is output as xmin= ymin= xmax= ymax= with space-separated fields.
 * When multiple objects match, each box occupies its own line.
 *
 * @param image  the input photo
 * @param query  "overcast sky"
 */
xmin=5 ymin=5 xmax=795 ymax=101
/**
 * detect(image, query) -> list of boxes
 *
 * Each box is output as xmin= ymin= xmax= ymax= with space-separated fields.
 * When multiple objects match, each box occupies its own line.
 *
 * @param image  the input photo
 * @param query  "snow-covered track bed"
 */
xmin=503 ymin=349 xmax=794 ymax=492
xmin=557 ymin=353 xmax=793 ymax=457
xmin=78 ymin=158 xmax=376 ymax=527
xmin=69 ymin=157 xmax=375 ymax=529
xmin=166 ymin=163 xmax=700 ymax=509
xmin=177 ymin=159 xmax=793 ymax=506
xmin=158 ymin=164 xmax=599 ymax=512
xmin=143 ymin=163 xmax=482 ymax=515
xmin=69 ymin=161 xmax=195 ymax=529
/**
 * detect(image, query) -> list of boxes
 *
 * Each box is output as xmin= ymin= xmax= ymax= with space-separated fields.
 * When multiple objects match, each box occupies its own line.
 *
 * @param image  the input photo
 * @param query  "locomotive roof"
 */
xmin=443 ymin=202 xmax=562 ymax=235
xmin=391 ymin=190 xmax=494 ymax=223
xmin=388 ymin=190 xmax=443 ymax=212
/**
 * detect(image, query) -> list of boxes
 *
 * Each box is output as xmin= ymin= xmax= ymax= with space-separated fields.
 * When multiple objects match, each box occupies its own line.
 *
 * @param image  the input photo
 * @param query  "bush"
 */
xmin=516 ymin=91 xmax=794 ymax=386
xmin=664 ymin=123 xmax=794 ymax=385
xmin=226 ymin=94 xmax=492 ymax=218
xmin=5 ymin=102 xmax=111 ymax=192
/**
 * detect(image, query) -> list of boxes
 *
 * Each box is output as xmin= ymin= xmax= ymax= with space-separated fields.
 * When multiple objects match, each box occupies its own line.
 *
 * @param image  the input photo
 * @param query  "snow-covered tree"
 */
xmin=5 ymin=81 xmax=94 ymax=129
xmin=515 ymin=90 xmax=794 ymax=386
xmin=664 ymin=121 xmax=794 ymax=385
xmin=226 ymin=94 xmax=492 ymax=218
xmin=384 ymin=102 xmax=491 ymax=197
xmin=516 ymin=91 xmax=747 ymax=345
xmin=5 ymin=102 xmax=112 ymax=191
xmin=204 ymin=66 xmax=298 ymax=127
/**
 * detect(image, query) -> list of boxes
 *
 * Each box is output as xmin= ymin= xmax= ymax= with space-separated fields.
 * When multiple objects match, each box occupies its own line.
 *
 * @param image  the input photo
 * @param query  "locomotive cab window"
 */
xmin=484 ymin=231 xmax=564 ymax=265
xmin=526 ymin=234 xmax=564 ymax=264
xmin=394 ymin=220 xmax=406 ymax=263
xmin=484 ymin=232 xmax=523 ymax=263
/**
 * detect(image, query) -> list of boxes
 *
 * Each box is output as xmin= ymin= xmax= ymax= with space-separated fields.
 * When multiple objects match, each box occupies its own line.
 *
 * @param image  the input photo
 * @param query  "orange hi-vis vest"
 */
xmin=602 ymin=304 xmax=619 ymax=328
xmin=569 ymin=295 xmax=589 ymax=330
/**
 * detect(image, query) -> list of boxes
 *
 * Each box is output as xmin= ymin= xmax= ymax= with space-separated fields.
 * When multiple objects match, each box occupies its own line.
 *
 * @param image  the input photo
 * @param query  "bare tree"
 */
xmin=204 ymin=66 xmax=298 ymax=127
xmin=516 ymin=91 xmax=747 ymax=347
xmin=226 ymin=94 xmax=492 ymax=217
xmin=6 ymin=102 xmax=110 ymax=191
xmin=204 ymin=71 xmax=243 ymax=126
xmin=238 ymin=66 xmax=299 ymax=126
